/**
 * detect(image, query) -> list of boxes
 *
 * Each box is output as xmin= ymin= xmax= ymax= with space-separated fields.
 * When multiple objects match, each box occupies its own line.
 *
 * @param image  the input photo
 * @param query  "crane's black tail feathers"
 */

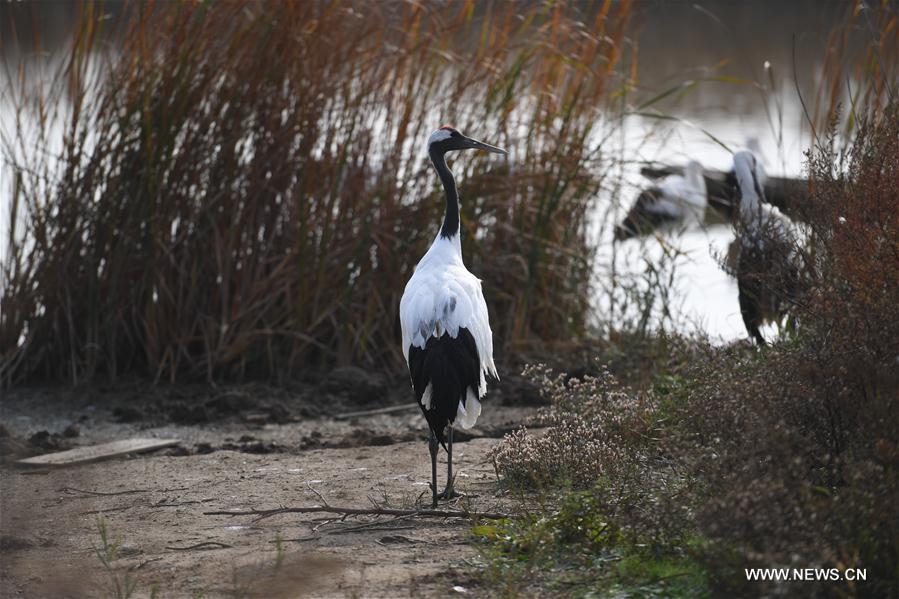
xmin=408 ymin=327 xmax=481 ymax=448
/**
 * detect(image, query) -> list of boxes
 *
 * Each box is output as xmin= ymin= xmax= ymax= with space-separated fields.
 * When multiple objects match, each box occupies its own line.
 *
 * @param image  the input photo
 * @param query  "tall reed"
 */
xmin=814 ymin=0 xmax=898 ymax=135
xmin=1 ymin=1 xmax=632 ymax=385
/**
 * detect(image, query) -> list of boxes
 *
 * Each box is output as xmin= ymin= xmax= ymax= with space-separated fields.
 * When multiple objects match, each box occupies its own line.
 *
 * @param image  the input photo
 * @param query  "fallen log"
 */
xmin=16 ymin=438 xmax=180 ymax=468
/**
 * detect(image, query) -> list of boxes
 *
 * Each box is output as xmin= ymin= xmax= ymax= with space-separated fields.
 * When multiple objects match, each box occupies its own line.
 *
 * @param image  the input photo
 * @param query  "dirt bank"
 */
xmin=0 ymin=383 xmax=537 ymax=598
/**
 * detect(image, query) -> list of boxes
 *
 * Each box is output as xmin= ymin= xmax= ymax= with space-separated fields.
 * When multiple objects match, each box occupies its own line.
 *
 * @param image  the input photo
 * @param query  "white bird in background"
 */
xmin=614 ymin=160 xmax=708 ymax=241
xmin=399 ymin=126 xmax=505 ymax=508
xmin=731 ymin=150 xmax=800 ymax=345
xmin=721 ymin=139 xmax=773 ymax=271
xmin=743 ymin=137 xmax=768 ymax=187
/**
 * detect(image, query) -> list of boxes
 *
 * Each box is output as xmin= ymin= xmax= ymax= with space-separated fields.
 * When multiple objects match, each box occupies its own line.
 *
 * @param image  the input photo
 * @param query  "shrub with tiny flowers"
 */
xmin=491 ymin=364 xmax=654 ymax=490
xmin=491 ymin=364 xmax=696 ymax=549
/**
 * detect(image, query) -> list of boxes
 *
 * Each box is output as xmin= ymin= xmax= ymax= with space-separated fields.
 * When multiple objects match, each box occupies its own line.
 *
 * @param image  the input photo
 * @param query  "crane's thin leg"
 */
xmin=439 ymin=425 xmax=460 ymax=500
xmin=447 ymin=425 xmax=454 ymax=498
xmin=428 ymin=430 xmax=439 ymax=509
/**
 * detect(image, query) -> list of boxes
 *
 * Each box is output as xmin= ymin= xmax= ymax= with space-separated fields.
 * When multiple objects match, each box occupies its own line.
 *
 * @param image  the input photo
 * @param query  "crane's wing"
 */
xmin=400 ymin=264 xmax=497 ymax=383
xmin=399 ymin=263 xmax=496 ymax=434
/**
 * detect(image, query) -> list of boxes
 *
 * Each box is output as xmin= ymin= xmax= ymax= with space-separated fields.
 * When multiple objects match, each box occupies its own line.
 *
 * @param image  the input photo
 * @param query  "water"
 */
xmin=0 ymin=1 xmax=855 ymax=343
xmin=600 ymin=98 xmax=809 ymax=343
xmin=592 ymin=0 xmax=852 ymax=342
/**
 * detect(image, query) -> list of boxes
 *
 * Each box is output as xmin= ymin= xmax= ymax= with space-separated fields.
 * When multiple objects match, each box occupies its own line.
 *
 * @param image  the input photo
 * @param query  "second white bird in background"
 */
xmin=614 ymin=160 xmax=707 ymax=241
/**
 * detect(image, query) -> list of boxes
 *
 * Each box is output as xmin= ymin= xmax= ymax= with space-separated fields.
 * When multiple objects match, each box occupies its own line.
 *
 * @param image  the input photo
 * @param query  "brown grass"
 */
xmin=0 ymin=1 xmax=632 ymax=385
xmin=814 ymin=0 xmax=898 ymax=134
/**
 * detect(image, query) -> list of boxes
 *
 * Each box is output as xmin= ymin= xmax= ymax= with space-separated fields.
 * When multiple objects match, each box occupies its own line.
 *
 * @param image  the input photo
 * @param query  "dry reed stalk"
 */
xmin=1 ymin=0 xmax=632 ymax=385
xmin=814 ymin=0 xmax=898 ymax=135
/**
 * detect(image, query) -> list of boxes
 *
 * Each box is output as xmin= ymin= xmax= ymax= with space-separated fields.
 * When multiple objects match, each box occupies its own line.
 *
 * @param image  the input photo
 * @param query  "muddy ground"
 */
xmin=0 ymin=371 xmax=542 ymax=598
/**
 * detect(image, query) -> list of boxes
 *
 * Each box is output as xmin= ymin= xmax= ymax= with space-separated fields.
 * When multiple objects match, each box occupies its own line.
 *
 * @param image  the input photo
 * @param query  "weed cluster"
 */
xmin=93 ymin=517 xmax=155 ymax=599
xmin=492 ymin=365 xmax=656 ymax=490
xmin=474 ymin=491 xmax=706 ymax=598
xmin=487 ymin=363 xmax=704 ymax=595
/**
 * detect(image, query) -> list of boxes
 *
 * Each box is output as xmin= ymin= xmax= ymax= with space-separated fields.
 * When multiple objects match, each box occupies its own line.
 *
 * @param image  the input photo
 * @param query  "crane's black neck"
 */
xmin=429 ymin=148 xmax=459 ymax=239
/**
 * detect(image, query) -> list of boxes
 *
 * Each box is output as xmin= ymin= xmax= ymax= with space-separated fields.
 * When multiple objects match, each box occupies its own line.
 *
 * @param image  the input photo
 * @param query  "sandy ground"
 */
xmin=0 ymin=388 xmax=536 ymax=599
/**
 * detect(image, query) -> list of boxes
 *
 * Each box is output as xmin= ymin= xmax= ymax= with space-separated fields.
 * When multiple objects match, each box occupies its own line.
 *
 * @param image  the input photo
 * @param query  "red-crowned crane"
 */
xmin=399 ymin=126 xmax=505 ymax=508
xmin=614 ymin=160 xmax=707 ymax=241
xmin=731 ymin=150 xmax=800 ymax=345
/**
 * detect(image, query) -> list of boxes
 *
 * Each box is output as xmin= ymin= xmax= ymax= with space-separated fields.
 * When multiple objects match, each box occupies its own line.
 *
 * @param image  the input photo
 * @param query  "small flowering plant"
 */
xmin=491 ymin=364 xmax=657 ymax=490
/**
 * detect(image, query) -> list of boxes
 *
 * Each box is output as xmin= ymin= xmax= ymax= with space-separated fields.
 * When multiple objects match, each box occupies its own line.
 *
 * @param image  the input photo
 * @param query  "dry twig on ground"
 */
xmin=203 ymin=505 xmax=508 ymax=521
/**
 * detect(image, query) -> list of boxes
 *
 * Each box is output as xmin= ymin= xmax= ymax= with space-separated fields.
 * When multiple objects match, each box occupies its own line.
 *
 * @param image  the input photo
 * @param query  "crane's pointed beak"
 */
xmin=461 ymin=135 xmax=507 ymax=155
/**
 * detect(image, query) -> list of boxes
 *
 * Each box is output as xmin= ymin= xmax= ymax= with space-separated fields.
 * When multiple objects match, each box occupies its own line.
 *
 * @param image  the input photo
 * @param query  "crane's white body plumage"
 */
xmin=399 ymin=233 xmax=496 ymax=429
xmin=653 ymin=160 xmax=708 ymax=224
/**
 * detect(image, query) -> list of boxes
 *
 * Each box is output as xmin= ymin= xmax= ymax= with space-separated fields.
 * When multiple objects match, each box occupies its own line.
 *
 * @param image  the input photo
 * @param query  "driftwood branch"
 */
xmin=62 ymin=485 xmax=189 ymax=497
xmin=207 ymin=484 xmax=508 ymax=523
xmin=203 ymin=505 xmax=508 ymax=521
xmin=268 ymin=515 xmax=420 ymax=544
xmin=165 ymin=541 xmax=233 ymax=551
xmin=62 ymin=486 xmax=149 ymax=497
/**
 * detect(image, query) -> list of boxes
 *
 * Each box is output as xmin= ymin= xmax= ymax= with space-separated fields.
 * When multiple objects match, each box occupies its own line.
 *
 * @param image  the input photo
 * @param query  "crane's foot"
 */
xmin=437 ymin=487 xmax=463 ymax=501
xmin=428 ymin=482 xmax=462 ymax=505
